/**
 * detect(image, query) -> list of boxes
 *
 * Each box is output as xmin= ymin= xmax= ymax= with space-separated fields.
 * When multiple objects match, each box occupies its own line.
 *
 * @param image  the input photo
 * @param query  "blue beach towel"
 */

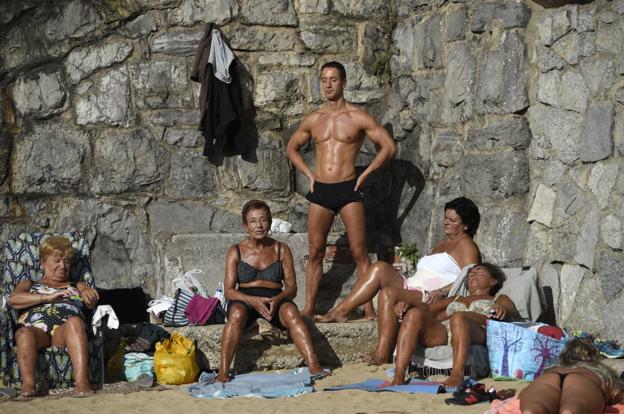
xmin=185 ymin=368 xmax=316 ymax=399
xmin=325 ymin=378 xmax=446 ymax=394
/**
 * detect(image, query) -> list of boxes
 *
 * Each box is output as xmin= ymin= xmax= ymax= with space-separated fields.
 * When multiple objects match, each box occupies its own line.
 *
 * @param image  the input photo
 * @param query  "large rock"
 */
xmin=580 ymin=56 xmax=615 ymax=97
xmin=537 ymin=69 xmax=589 ymax=113
xmin=162 ymin=127 xmax=203 ymax=147
xmin=65 ymin=41 xmax=133 ymax=84
xmin=12 ymin=72 xmax=67 ymax=118
xmin=149 ymin=110 xmax=199 ymax=127
xmin=147 ymin=201 xmax=239 ymax=236
xmin=528 ymin=184 xmax=556 ymax=228
xmin=0 ymin=133 xmax=11 ymax=186
xmin=537 ymin=8 xmax=572 ymax=46
xmin=119 ymin=12 xmax=158 ymax=38
xmin=598 ymin=250 xmax=624 ymax=302
xmin=445 ymin=5 xmax=467 ymax=41
xmin=443 ymin=42 xmax=475 ymax=124
xmin=130 ymin=59 xmax=195 ymax=109
xmin=90 ymin=128 xmax=167 ymax=194
xmin=467 ymin=117 xmax=531 ymax=150
xmin=170 ymin=0 xmax=238 ymax=26
xmin=471 ymin=1 xmax=531 ymax=33
xmin=240 ymin=0 xmax=297 ymax=26
xmin=332 ymin=0 xmax=387 ymax=18
xmin=254 ymin=71 xmax=302 ymax=106
xmin=44 ymin=0 xmax=100 ymax=41
xmin=528 ymin=103 xmax=582 ymax=165
xmin=537 ymin=45 xmax=566 ymax=73
xmin=391 ymin=18 xmax=416 ymax=76
xmin=412 ymin=14 xmax=444 ymax=70
xmin=0 ymin=0 xmax=36 ymax=25
xmin=477 ymin=205 xmax=529 ymax=267
xmin=164 ymin=150 xmax=218 ymax=198
xmin=75 ymin=68 xmax=131 ymax=126
xmin=574 ymin=203 xmax=600 ymax=270
xmin=150 ymin=30 xmax=203 ymax=56
xmin=476 ymin=31 xmax=528 ymax=114
xmin=551 ymin=31 xmax=579 ymax=65
xmin=257 ymin=53 xmax=315 ymax=67
xmin=601 ymin=214 xmax=622 ymax=250
xmin=11 ymin=123 xmax=89 ymax=194
xmin=558 ymin=264 xmax=586 ymax=324
xmin=225 ymin=26 xmax=299 ymax=51
xmin=580 ymin=104 xmax=614 ymax=163
xmin=462 ymin=151 xmax=529 ymax=199
xmin=588 ymin=161 xmax=619 ymax=209
xmin=299 ymin=18 xmax=356 ymax=53
xmin=299 ymin=0 xmax=330 ymax=14
xmin=236 ymin=132 xmax=291 ymax=195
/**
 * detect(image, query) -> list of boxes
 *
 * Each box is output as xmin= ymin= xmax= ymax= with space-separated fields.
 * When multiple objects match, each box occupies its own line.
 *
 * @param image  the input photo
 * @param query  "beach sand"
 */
xmin=1 ymin=363 xmax=528 ymax=414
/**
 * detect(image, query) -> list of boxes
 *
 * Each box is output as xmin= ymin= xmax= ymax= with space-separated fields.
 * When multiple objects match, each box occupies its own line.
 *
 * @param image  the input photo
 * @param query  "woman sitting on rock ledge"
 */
xmin=216 ymin=199 xmax=327 ymax=382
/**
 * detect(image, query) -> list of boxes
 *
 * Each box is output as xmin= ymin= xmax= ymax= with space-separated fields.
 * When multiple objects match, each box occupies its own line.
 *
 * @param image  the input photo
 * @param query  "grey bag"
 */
xmin=163 ymin=289 xmax=195 ymax=327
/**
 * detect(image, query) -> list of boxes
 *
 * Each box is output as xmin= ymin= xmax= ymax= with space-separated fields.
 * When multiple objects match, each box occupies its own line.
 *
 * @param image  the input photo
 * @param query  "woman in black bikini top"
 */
xmin=216 ymin=199 xmax=328 ymax=383
xmin=519 ymin=338 xmax=624 ymax=413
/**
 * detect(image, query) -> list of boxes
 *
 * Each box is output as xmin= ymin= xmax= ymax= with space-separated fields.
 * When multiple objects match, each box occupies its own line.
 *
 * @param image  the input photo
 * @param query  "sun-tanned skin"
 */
xmin=216 ymin=207 xmax=327 ymax=383
xmin=390 ymin=265 xmax=518 ymax=388
xmin=287 ymin=65 xmax=396 ymax=320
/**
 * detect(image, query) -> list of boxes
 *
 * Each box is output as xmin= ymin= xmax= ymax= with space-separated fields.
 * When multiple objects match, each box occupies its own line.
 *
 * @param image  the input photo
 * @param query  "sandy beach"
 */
xmin=1 ymin=363 xmax=528 ymax=414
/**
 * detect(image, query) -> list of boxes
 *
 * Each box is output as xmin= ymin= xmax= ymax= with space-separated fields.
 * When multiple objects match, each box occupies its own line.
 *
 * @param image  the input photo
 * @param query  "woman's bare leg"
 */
xmin=15 ymin=326 xmax=51 ymax=396
xmin=519 ymin=372 xmax=563 ymax=414
xmin=52 ymin=316 xmax=92 ymax=394
xmin=279 ymin=303 xmax=326 ymax=377
xmin=444 ymin=312 xmax=486 ymax=388
xmin=362 ymin=287 xmax=424 ymax=365
xmin=559 ymin=373 xmax=606 ymax=414
xmin=392 ymin=307 xmax=447 ymax=385
xmin=217 ymin=303 xmax=248 ymax=382
xmin=317 ymin=262 xmax=404 ymax=323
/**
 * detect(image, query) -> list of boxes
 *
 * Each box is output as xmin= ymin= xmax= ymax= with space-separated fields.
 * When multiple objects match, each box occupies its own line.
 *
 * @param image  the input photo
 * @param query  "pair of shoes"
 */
xmin=445 ymin=383 xmax=495 ymax=406
xmin=595 ymin=340 xmax=624 ymax=359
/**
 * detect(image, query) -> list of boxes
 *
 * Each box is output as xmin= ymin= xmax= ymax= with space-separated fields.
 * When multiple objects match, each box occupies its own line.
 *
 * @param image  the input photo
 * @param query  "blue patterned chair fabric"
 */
xmin=0 ymin=232 xmax=102 ymax=390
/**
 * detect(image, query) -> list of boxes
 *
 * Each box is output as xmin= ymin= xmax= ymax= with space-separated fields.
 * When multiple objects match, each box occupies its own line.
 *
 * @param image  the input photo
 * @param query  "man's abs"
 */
xmin=313 ymin=138 xmax=362 ymax=182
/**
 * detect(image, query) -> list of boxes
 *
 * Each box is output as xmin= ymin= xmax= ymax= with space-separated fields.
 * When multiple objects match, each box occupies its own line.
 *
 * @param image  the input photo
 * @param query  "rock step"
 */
xmin=165 ymin=321 xmax=378 ymax=372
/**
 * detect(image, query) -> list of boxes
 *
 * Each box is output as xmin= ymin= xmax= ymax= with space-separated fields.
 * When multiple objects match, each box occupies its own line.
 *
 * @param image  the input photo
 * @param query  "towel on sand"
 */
xmin=185 ymin=368 xmax=314 ymax=399
xmin=325 ymin=378 xmax=446 ymax=394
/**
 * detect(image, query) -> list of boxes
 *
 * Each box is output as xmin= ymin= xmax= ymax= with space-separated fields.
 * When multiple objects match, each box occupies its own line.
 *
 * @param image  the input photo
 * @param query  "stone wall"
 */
xmin=0 ymin=0 xmax=622 ymax=340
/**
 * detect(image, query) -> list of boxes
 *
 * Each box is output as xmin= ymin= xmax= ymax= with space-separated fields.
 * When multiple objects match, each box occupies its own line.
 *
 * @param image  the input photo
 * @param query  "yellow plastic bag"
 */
xmin=153 ymin=332 xmax=199 ymax=385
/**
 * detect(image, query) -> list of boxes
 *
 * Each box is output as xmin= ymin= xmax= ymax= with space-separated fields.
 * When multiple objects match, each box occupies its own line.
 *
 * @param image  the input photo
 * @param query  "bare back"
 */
xmin=307 ymin=102 xmax=369 ymax=182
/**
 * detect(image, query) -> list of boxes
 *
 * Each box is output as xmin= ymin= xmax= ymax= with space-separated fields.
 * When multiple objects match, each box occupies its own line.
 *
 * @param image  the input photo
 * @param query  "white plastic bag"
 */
xmin=171 ymin=269 xmax=209 ymax=297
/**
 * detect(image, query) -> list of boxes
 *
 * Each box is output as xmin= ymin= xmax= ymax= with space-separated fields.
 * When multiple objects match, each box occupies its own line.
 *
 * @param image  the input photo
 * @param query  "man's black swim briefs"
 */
xmin=305 ymin=178 xmax=364 ymax=214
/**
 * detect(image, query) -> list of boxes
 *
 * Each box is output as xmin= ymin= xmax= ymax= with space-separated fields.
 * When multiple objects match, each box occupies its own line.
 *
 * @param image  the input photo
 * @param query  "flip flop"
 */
xmin=445 ymin=383 xmax=495 ymax=405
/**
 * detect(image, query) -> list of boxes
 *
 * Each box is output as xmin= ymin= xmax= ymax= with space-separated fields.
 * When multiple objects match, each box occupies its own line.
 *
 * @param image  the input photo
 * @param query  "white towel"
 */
xmin=91 ymin=305 xmax=120 ymax=334
xmin=207 ymin=29 xmax=235 ymax=83
xmin=147 ymin=295 xmax=174 ymax=316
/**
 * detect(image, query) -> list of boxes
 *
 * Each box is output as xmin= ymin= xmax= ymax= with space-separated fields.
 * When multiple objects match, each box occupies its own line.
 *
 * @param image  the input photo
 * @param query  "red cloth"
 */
xmin=184 ymin=295 xmax=219 ymax=325
xmin=537 ymin=325 xmax=565 ymax=340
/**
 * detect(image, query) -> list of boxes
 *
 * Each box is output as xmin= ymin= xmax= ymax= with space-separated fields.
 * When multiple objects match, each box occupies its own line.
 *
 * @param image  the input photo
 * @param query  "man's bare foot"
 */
xmin=75 ymin=382 xmax=94 ymax=396
xmin=316 ymin=310 xmax=348 ymax=323
xmin=364 ymin=302 xmax=377 ymax=321
xmin=20 ymin=385 xmax=37 ymax=398
xmin=309 ymin=367 xmax=331 ymax=380
xmin=390 ymin=375 xmax=408 ymax=386
xmin=216 ymin=373 xmax=231 ymax=383
xmin=360 ymin=350 xmax=387 ymax=366
xmin=442 ymin=372 xmax=464 ymax=389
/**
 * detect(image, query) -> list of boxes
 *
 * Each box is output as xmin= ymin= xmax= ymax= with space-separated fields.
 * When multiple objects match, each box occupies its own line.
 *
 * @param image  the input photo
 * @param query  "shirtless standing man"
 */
xmin=287 ymin=61 xmax=396 ymax=319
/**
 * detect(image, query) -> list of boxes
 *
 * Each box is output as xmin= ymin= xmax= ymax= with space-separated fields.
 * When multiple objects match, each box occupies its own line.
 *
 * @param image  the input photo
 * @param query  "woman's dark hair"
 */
xmin=445 ymin=196 xmax=480 ymax=237
xmin=241 ymin=199 xmax=272 ymax=224
xmin=470 ymin=263 xmax=505 ymax=295
xmin=559 ymin=338 xmax=601 ymax=366
xmin=321 ymin=61 xmax=347 ymax=80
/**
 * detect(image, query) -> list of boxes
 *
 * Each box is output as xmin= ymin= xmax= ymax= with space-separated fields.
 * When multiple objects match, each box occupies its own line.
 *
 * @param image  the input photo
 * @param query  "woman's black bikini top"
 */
xmin=236 ymin=242 xmax=284 ymax=284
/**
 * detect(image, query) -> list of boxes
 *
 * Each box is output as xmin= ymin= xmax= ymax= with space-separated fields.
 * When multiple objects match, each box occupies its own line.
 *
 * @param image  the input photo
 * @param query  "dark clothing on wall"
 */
xmin=191 ymin=24 xmax=252 ymax=158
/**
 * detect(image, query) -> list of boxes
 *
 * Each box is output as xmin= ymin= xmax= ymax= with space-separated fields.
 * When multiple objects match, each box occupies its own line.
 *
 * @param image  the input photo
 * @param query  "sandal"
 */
xmin=445 ymin=383 xmax=495 ymax=405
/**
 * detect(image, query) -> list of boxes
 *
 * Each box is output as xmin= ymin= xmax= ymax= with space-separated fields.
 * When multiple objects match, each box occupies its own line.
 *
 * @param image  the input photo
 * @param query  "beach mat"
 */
xmin=185 ymin=368 xmax=315 ymax=399
xmin=484 ymin=397 xmax=624 ymax=414
xmin=325 ymin=378 xmax=446 ymax=394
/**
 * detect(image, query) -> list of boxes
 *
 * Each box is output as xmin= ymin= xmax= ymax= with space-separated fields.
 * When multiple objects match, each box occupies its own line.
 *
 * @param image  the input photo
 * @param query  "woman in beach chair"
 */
xmin=519 ymin=338 xmax=623 ymax=414
xmin=390 ymin=263 xmax=518 ymax=387
xmin=8 ymin=236 xmax=99 ymax=397
xmin=216 ymin=199 xmax=327 ymax=382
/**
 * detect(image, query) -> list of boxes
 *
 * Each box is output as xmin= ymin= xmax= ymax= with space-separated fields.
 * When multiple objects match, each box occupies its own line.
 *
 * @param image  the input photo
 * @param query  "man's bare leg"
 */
xmin=302 ymin=203 xmax=335 ymax=318
xmin=337 ymin=201 xmax=376 ymax=319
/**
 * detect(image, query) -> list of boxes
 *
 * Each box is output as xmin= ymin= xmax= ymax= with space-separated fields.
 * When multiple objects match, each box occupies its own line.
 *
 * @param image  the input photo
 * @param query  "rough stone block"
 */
xmin=12 ymin=72 xmax=66 ymax=118
xmin=236 ymin=132 xmax=291 ymax=195
xmin=299 ymin=18 xmax=356 ymax=53
xmin=574 ymin=204 xmax=600 ymax=270
xmin=477 ymin=205 xmax=529 ymax=267
xmin=257 ymin=53 xmax=315 ymax=67
xmin=588 ymin=161 xmax=619 ymax=209
xmin=65 ymin=41 xmax=133 ymax=84
xmin=332 ymin=0 xmax=387 ymax=18
xmin=163 ymin=128 xmax=203 ymax=147
xmin=558 ymin=264 xmax=586 ymax=324
xmin=119 ymin=12 xmax=158 ymax=38
xmin=580 ymin=57 xmax=615 ymax=97
xmin=476 ymin=31 xmax=528 ymax=115
xmin=551 ymin=31 xmax=579 ymax=65
xmin=462 ymin=151 xmax=529 ymax=199
xmin=170 ymin=321 xmax=377 ymax=371
xmin=149 ymin=110 xmax=199 ymax=127
xmin=225 ymin=26 xmax=299 ymax=51
xmin=75 ymin=68 xmax=131 ymax=126
xmin=445 ymin=5 xmax=467 ymax=41
xmin=170 ymin=0 xmax=237 ymax=26
xmin=130 ymin=59 xmax=195 ymax=109
xmin=0 ymin=0 xmax=36 ymax=25
xmin=151 ymin=30 xmax=203 ymax=56
xmin=580 ymin=104 xmax=614 ymax=163
xmin=467 ymin=117 xmax=531 ymax=150
xmin=536 ymin=45 xmax=566 ymax=73
xmin=240 ymin=0 xmax=297 ymax=26
xmin=412 ymin=14 xmax=444 ymax=70
xmin=299 ymin=0 xmax=330 ymax=14
xmin=598 ymin=250 xmax=624 ymax=302
xmin=44 ymin=0 xmax=99 ymax=41
xmin=0 ymin=132 xmax=11 ymax=186
xmin=148 ymin=201 xmax=228 ymax=235
xmin=90 ymin=128 xmax=167 ymax=194
xmin=471 ymin=1 xmax=530 ymax=33
xmin=164 ymin=150 xmax=218 ymax=198
xmin=390 ymin=18 xmax=416 ymax=76
xmin=537 ymin=70 xmax=588 ymax=113
xmin=528 ymin=103 xmax=581 ymax=165
xmin=601 ymin=214 xmax=622 ymax=250
xmin=254 ymin=71 xmax=302 ymax=106
xmin=528 ymin=184 xmax=556 ymax=228
xmin=443 ymin=42 xmax=475 ymax=124
xmin=12 ymin=123 xmax=89 ymax=194
xmin=537 ymin=8 xmax=571 ymax=46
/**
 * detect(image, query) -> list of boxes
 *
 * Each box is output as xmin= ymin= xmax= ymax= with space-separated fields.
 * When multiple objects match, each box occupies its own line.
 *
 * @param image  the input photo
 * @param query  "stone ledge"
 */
xmin=165 ymin=321 xmax=377 ymax=372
